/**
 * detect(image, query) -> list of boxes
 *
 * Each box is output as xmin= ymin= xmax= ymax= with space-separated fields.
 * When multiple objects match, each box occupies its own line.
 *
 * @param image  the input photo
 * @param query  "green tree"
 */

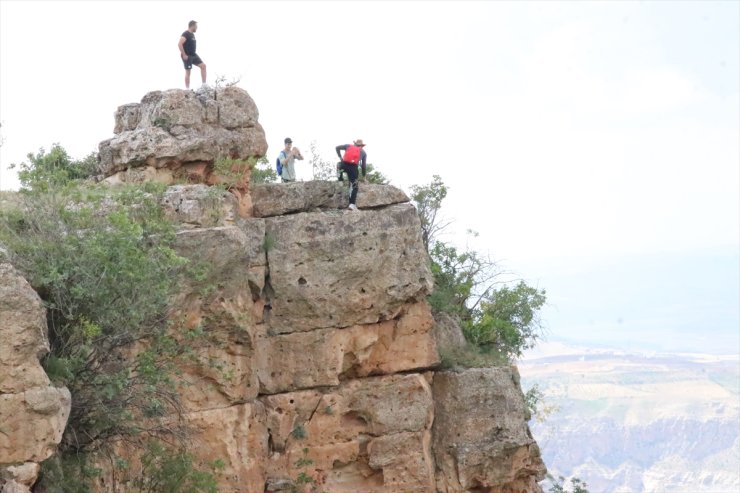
xmin=547 ymin=475 xmax=590 ymax=493
xmin=250 ymin=155 xmax=278 ymax=184
xmin=363 ymin=163 xmax=390 ymax=184
xmin=309 ymin=140 xmax=336 ymax=181
xmin=11 ymin=143 xmax=98 ymax=191
xmin=409 ymin=175 xmax=450 ymax=252
xmin=1 ymin=184 xmax=189 ymax=451
xmin=410 ymin=175 xmax=547 ymax=362
xmin=1 ymin=145 xmax=222 ymax=489
xmin=463 ymin=281 xmax=547 ymax=358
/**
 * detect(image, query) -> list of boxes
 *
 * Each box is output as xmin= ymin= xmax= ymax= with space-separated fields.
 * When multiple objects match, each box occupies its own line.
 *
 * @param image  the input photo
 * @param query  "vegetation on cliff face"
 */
xmin=410 ymin=175 xmax=547 ymax=362
xmin=0 ymin=146 xmax=220 ymax=491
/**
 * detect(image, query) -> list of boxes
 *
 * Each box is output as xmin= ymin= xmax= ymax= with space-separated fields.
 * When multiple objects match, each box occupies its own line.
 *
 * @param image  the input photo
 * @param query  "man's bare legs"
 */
xmin=196 ymin=63 xmax=207 ymax=85
xmin=184 ymin=69 xmax=191 ymax=89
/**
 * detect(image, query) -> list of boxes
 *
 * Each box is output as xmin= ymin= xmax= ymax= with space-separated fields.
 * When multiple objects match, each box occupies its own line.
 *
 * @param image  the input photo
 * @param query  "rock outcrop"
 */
xmin=0 ymin=264 xmax=71 ymax=493
xmin=433 ymin=368 xmax=546 ymax=492
xmin=99 ymin=87 xmax=267 ymax=185
xmin=0 ymin=87 xmax=546 ymax=492
xmin=139 ymin=182 xmax=543 ymax=493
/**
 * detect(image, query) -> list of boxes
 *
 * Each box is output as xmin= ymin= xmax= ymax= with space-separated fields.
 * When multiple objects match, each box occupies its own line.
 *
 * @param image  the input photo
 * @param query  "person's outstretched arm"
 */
xmin=360 ymin=149 xmax=367 ymax=177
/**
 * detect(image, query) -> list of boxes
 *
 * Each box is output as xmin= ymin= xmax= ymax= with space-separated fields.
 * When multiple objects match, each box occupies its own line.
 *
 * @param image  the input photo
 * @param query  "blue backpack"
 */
xmin=275 ymin=151 xmax=285 ymax=176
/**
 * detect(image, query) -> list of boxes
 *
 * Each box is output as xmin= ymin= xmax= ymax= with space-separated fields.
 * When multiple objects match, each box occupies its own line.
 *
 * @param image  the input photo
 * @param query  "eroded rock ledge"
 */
xmin=0 ymin=264 xmax=71 ymax=493
xmin=1 ymin=85 xmax=545 ymax=492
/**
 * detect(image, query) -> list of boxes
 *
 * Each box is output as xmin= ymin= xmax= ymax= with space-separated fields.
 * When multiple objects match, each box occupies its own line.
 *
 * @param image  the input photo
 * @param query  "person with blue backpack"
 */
xmin=276 ymin=137 xmax=303 ymax=182
xmin=336 ymin=139 xmax=367 ymax=211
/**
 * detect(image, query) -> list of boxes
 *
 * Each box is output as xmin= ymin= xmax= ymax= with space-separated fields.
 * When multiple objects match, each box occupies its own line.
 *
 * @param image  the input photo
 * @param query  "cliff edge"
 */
xmin=0 ymin=87 xmax=545 ymax=493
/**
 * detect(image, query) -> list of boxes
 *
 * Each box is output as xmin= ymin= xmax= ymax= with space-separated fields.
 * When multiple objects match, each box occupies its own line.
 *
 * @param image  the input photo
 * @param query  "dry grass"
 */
xmin=0 ymin=190 xmax=21 ymax=212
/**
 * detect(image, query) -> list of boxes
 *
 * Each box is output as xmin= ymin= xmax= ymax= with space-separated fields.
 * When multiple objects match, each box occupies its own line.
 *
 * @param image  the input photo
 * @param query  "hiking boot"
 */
xmin=348 ymin=204 xmax=358 ymax=211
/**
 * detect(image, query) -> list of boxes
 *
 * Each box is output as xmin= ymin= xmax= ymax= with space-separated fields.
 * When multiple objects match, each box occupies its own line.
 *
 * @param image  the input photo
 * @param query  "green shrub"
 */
xmin=132 ymin=440 xmax=223 ymax=493
xmin=547 ymin=475 xmax=590 ymax=493
xmin=10 ymin=143 xmax=98 ymax=191
xmin=411 ymin=175 xmax=548 ymax=362
xmin=251 ymin=156 xmax=278 ymax=184
xmin=0 ymin=183 xmax=191 ymax=452
xmin=2 ymin=145 xmax=224 ymax=489
xmin=462 ymin=281 xmax=547 ymax=359
xmin=212 ymin=155 xmax=278 ymax=186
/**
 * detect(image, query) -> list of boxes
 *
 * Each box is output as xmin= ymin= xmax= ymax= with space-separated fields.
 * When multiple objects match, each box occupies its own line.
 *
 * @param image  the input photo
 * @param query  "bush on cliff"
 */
xmin=410 ymin=176 xmax=547 ymax=362
xmin=9 ymin=143 xmax=98 ymax=191
xmin=1 ymin=146 xmax=219 ymax=490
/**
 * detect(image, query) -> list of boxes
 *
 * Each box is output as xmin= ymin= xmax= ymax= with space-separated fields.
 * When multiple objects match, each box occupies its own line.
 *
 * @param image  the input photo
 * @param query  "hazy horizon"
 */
xmin=1 ymin=1 xmax=737 ymax=357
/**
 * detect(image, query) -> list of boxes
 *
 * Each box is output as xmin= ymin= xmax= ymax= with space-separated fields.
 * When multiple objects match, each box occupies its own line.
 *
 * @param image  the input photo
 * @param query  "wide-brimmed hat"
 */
xmin=354 ymin=139 xmax=366 ymax=147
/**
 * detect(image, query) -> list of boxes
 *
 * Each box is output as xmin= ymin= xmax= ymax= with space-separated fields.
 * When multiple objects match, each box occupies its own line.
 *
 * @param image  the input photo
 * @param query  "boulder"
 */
xmin=256 ymin=301 xmax=439 ymax=394
xmin=0 ymin=264 xmax=50 ymax=393
xmin=250 ymin=182 xmax=409 ymax=217
xmin=264 ymin=204 xmax=433 ymax=334
xmin=432 ymin=368 xmax=547 ymax=492
xmin=0 ymin=263 xmax=71 ymax=481
xmin=161 ymin=184 xmax=240 ymax=228
xmin=99 ymin=88 xmax=267 ymax=183
xmin=0 ymin=387 xmax=71 ymax=464
xmin=0 ymin=463 xmax=40 ymax=493
xmin=170 ymin=225 xmax=266 ymax=410
xmin=260 ymin=373 xmax=436 ymax=493
xmin=184 ymin=403 xmax=268 ymax=493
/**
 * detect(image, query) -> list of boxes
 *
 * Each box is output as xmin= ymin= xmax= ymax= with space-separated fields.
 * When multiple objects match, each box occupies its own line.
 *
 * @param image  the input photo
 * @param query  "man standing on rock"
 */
xmin=336 ymin=139 xmax=367 ymax=210
xmin=178 ymin=20 xmax=207 ymax=89
xmin=278 ymin=137 xmax=303 ymax=182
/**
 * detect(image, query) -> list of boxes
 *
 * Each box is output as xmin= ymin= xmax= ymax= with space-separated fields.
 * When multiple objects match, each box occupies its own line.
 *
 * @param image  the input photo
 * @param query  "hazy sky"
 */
xmin=1 ymin=1 xmax=738 ymax=353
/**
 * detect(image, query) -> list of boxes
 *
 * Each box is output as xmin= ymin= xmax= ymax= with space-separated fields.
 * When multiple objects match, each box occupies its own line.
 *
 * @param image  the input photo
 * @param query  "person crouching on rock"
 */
xmin=336 ymin=139 xmax=367 ymax=211
xmin=279 ymin=137 xmax=303 ymax=182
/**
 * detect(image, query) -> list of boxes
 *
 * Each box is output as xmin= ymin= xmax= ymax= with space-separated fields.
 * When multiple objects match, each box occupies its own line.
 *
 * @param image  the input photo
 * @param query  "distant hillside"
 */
xmin=519 ymin=343 xmax=740 ymax=493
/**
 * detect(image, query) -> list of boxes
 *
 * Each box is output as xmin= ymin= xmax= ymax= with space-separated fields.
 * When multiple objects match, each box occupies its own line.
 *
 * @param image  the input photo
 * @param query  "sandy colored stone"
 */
xmin=250 ymin=182 xmax=409 ymax=218
xmin=256 ymin=301 xmax=439 ymax=394
xmin=99 ymin=88 xmax=267 ymax=178
xmin=102 ymin=165 xmax=175 ymax=186
xmin=432 ymin=368 xmax=546 ymax=492
xmin=261 ymin=373 xmax=435 ymax=492
xmin=1 ymin=463 xmax=39 ymax=487
xmin=162 ymin=184 xmax=239 ymax=228
xmin=367 ymin=431 xmax=435 ymax=493
xmin=0 ymin=387 xmax=71 ymax=464
xmin=0 ymin=264 xmax=50 ymax=394
xmin=1 ymin=480 xmax=30 ymax=493
xmin=170 ymin=226 xmax=266 ymax=410
xmin=264 ymin=204 xmax=433 ymax=334
xmin=184 ymin=403 xmax=268 ymax=493
xmin=432 ymin=312 xmax=469 ymax=354
xmin=0 ymin=462 xmax=40 ymax=492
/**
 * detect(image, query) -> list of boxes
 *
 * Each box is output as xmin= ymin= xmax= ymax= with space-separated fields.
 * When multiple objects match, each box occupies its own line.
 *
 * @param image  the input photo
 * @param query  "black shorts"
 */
xmin=182 ymin=54 xmax=204 ymax=70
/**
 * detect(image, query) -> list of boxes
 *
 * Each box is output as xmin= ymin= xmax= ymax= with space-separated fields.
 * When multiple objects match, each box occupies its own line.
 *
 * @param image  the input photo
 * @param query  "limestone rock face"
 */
xmin=184 ymin=403 xmax=268 ymax=492
xmin=4 ymin=82 xmax=546 ymax=491
xmin=432 ymin=367 xmax=547 ymax=492
xmin=250 ymin=182 xmax=410 ymax=217
xmin=171 ymin=225 xmax=266 ymax=411
xmin=264 ymin=203 xmax=433 ymax=334
xmin=99 ymin=87 xmax=267 ymax=185
xmin=260 ymin=373 xmax=437 ymax=493
xmin=0 ymin=264 xmax=49 ymax=394
xmin=162 ymin=184 xmax=239 ymax=228
xmin=0 ymin=264 xmax=71 ymax=492
xmin=256 ymin=301 xmax=439 ymax=394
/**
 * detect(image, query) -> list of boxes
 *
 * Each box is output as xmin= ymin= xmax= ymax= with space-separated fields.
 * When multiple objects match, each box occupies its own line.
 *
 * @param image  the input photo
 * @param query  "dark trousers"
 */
xmin=340 ymin=162 xmax=359 ymax=205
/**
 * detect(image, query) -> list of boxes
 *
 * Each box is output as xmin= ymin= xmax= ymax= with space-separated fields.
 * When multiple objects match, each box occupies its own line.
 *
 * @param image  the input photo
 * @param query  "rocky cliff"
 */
xmin=0 ymin=87 xmax=545 ymax=493
xmin=0 ymin=264 xmax=71 ymax=492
